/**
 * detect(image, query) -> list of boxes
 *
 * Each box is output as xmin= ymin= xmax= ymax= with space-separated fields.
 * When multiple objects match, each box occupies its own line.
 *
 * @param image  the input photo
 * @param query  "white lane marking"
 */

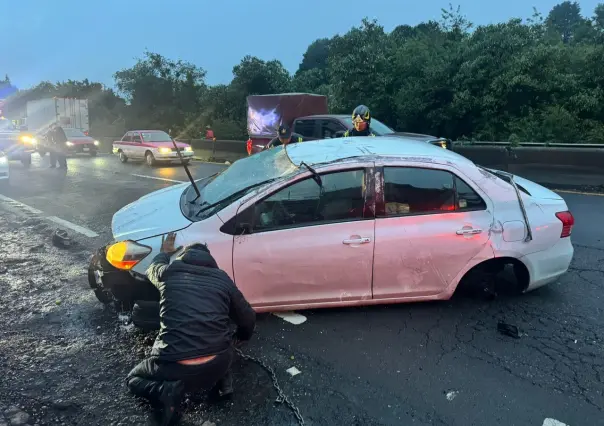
xmin=554 ymin=189 xmax=604 ymax=197
xmin=273 ymin=312 xmax=308 ymax=325
xmin=46 ymin=216 xmax=100 ymax=238
xmin=131 ymin=174 xmax=185 ymax=184
xmin=0 ymin=194 xmax=99 ymax=238
xmin=542 ymin=419 xmax=568 ymax=426
xmin=0 ymin=194 xmax=43 ymax=214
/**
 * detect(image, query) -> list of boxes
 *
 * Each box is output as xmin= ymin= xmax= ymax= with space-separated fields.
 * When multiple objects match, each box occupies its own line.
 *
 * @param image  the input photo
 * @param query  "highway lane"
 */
xmin=0 ymin=154 xmax=602 ymax=426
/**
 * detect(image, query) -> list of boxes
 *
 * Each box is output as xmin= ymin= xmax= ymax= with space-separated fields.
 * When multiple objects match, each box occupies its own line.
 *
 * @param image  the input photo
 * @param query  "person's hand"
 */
xmin=160 ymin=232 xmax=182 ymax=254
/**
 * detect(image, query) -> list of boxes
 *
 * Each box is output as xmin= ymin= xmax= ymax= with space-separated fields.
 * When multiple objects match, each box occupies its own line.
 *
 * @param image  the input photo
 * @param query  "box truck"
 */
xmin=26 ymin=97 xmax=90 ymax=135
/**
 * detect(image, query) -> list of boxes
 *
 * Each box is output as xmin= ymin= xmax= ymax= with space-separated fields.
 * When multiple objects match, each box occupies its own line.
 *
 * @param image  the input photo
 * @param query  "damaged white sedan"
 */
xmin=88 ymin=136 xmax=575 ymax=319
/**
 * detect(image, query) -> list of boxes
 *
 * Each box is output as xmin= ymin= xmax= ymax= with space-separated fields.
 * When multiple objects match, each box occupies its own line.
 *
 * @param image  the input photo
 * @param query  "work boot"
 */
xmin=209 ymin=372 xmax=233 ymax=401
xmin=157 ymin=380 xmax=184 ymax=426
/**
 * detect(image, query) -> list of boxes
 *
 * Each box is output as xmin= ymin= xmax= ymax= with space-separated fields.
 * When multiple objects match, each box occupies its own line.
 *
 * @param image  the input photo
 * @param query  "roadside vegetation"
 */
xmin=2 ymin=1 xmax=604 ymax=143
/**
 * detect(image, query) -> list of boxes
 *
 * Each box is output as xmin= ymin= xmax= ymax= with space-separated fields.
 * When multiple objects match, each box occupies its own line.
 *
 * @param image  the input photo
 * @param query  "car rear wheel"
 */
xmin=118 ymin=150 xmax=128 ymax=163
xmin=145 ymin=151 xmax=156 ymax=167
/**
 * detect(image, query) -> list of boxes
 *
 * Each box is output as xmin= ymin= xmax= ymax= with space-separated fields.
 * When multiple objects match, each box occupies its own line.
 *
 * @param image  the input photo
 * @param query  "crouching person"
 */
xmin=126 ymin=232 xmax=256 ymax=425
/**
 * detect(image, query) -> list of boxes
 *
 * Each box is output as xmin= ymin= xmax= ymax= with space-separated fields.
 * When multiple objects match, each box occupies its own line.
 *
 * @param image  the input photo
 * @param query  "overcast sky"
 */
xmin=0 ymin=0 xmax=600 ymax=90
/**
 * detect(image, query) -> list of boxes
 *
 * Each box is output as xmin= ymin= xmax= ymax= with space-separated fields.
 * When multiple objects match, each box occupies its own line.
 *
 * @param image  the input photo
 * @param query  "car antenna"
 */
xmin=170 ymin=134 xmax=201 ymax=202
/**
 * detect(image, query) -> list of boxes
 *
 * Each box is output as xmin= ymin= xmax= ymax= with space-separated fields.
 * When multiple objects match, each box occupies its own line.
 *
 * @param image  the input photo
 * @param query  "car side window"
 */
xmin=320 ymin=120 xmax=346 ymax=139
xmin=382 ymin=167 xmax=486 ymax=216
xmin=294 ymin=120 xmax=316 ymax=138
xmin=122 ymin=133 xmax=132 ymax=142
xmin=132 ymin=133 xmax=142 ymax=143
xmin=253 ymin=169 xmax=367 ymax=232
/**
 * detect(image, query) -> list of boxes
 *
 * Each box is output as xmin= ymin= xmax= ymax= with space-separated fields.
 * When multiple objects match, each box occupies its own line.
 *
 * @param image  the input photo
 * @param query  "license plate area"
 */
xmin=83 ymin=147 xmax=90 ymax=152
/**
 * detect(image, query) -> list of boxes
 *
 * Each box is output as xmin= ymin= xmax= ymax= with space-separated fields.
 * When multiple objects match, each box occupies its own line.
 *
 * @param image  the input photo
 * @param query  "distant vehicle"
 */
xmin=0 ymin=150 xmax=9 ymax=184
xmin=112 ymin=130 xmax=194 ymax=167
xmin=88 ymin=136 xmax=574 ymax=318
xmin=25 ymin=98 xmax=90 ymax=135
xmin=0 ymin=117 xmax=34 ymax=167
xmin=36 ymin=128 xmax=100 ymax=157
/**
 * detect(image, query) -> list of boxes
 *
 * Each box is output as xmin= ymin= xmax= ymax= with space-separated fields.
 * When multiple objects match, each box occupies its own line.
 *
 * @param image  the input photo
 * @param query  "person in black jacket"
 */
xmin=48 ymin=124 xmax=68 ymax=169
xmin=266 ymin=124 xmax=303 ymax=149
xmin=126 ymin=232 xmax=256 ymax=425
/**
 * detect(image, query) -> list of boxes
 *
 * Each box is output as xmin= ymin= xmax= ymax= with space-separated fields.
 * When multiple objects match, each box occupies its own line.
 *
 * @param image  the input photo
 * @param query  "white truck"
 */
xmin=25 ymin=97 xmax=89 ymax=135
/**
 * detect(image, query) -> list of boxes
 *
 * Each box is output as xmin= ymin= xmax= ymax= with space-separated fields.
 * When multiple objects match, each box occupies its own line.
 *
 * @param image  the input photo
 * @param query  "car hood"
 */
xmin=111 ymin=182 xmax=192 ymax=241
xmin=487 ymin=168 xmax=563 ymax=200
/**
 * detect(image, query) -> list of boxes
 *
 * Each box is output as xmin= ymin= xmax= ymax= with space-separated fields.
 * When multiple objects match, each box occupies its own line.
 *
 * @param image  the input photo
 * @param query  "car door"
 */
xmin=372 ymin=163 xmax=494 ymax=299
xmin=231 ymin=166 xmax=375 ymax=309
xmin=130 ymin=132 xmax=144 ymax=159
xmin=292 ymin=119 xmax=320 ymax=140
xmin=318 ymin=119 xmax=347 ymax=139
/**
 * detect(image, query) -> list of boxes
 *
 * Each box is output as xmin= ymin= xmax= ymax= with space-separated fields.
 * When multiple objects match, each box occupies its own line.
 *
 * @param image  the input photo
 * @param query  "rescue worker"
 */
xmin=343 ymin=105 xmax=377 ymax=137
xmin=269 ymin=124 xmax=303 ymax=148
xmin=126 ymin=232 xmax=256 ymax=426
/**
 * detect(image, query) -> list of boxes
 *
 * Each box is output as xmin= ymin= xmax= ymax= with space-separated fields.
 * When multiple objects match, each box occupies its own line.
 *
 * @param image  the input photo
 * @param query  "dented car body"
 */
xmin=89 ymin=136 xmax=575 ymax=313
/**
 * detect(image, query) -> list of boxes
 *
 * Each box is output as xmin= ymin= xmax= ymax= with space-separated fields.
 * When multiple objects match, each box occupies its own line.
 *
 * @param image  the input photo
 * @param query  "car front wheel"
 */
xmin=145 ymin=151 xmax=156 ymax=167
xmin=118 ymin=151 xmax=128 ymax=163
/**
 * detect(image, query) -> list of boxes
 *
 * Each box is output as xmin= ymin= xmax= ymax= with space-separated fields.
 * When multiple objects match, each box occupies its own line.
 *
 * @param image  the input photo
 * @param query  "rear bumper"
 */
xmin=521 ymin=238 xmax=574 ymax=291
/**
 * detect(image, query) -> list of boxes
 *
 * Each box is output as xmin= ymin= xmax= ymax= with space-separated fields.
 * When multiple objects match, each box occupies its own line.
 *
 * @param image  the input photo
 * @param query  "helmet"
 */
xmin=352 ymin=105 xmax=371 ymax=130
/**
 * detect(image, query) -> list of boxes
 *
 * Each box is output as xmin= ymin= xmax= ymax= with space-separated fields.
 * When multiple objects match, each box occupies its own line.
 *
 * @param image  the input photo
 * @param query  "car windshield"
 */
xmin=342 ymin=117 xmax=395 ymax=135
xmin=142 ymin=131 xmax=172 ymax=142
xmin=63 ymin=128 xmax=87 ymax=137
xmin=183 ymin=146 xmax=300 ymax=220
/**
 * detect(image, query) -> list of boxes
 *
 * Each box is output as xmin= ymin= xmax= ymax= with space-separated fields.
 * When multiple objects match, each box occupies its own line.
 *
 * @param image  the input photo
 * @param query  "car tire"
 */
xmin=87 ymin=256 xmax=113 ymax=305
xmin=89 ymin=150 xmax=98 ymax=157
xmin=21 ymin=154 xmax=32 ymax=168
xmin=132 ymin=300 xmax=161 ymax=331
xmin=118 ymin=151 xmax=128 ymax=163
xmin=145 ymin=151 xmax=156 ymax=167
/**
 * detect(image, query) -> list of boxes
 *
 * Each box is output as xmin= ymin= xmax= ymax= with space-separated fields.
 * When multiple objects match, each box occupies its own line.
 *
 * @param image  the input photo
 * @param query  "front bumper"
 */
xmin=66 ymin=144 xmax=97 ymax=153
xmin=155 ymin=150 xmax=194 ymax=160
xmin=88 ymin=244 xmax=159 ymax=307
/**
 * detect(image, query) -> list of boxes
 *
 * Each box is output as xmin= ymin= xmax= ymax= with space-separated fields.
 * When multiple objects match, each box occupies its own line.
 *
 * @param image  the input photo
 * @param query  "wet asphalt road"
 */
xmin=0 ymin=153 xmax=603 ymax=426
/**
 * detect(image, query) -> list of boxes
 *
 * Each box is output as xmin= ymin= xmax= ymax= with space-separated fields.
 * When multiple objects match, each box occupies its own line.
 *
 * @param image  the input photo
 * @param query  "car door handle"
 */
xmin=343 ymin=237 xmax=371 ymax=245
xmin=456 ymin=228 xmax=483 ymax=235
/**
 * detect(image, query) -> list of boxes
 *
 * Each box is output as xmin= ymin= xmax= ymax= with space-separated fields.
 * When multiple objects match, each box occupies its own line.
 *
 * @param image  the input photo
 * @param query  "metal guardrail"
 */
xmin=453 ymin=141 xmax=604 ymax=148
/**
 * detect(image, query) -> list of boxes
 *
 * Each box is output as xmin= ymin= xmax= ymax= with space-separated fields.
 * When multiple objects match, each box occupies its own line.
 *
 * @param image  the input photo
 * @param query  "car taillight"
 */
xmin=246 ymin=139 xmax=252 ymax=156
xmin=555 ymin=211 xmax=575 ymax=238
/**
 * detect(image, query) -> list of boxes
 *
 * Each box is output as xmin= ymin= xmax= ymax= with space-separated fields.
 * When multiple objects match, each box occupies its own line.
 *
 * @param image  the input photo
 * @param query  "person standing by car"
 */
xmin=48 ymin=123 xmax=68 ymax=169
xmin=126 ymin=232 xmax=256 ymax=426
xmin=343 ymin=105 xmax=377 ymax=137
xmin=268 ymin=124 xmax=303 ymax=149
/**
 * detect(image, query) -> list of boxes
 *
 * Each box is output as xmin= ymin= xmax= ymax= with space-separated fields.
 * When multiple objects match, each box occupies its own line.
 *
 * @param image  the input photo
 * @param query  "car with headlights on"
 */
xmin=0 ymin=150 xmax=9 ymax=184
xmin=88 ymin=135 xmax=575 ymax=319
xmin=36 ymin=128 xmax=100 ymax=157
xmin=112 ymin=130 xmax=194 ymax=167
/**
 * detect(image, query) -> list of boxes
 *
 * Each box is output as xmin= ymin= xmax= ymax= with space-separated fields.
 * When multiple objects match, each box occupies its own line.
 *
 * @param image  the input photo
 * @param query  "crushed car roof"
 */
xmin=285 ymin=136 xmax=472 ymax=166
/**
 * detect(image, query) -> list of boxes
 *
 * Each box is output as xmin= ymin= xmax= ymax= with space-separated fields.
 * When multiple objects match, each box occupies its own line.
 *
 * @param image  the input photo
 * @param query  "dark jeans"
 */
xmin=127 ymin=348 xmax=233 ymax=403
xmin=49 ymin=149 xmax=67 ymax=168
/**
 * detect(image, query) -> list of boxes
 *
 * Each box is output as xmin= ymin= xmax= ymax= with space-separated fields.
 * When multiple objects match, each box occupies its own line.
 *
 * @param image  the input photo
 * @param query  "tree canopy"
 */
xmin=3 ymin=1 xmax=604 ymax=143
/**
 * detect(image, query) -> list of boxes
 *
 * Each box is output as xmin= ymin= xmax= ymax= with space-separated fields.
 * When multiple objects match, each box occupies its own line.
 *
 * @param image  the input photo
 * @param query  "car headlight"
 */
xmin=66 ymin=141 xmax=74 ymax=147
xmin=184 ymin=146 xmax=192 ymax=152
xmin=158 ymin=147 xmax=172 ymax=154
xmin=93 ymin=140 xmax=99 ymax=146
xmin=0 ymin=156 xmax=7 ymax=164
xmin=105 ymin=240 xmax=152 ymax=270
xmin=20 ymin=135 xmax=36 ymax=144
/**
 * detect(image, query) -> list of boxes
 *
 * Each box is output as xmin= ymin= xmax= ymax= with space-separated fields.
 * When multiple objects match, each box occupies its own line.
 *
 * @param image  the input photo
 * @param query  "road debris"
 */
xmin=286 ymin=366 xmax=301 ymax=377
xmin=273 ymin=312 xmax=307 ymax=325
xmin=497 ymin=321 xmax=520 ymax=339
xmin=3 ymin=406 xmax=30 ymax=425
xmin=445 ymin=390 xmax=459 ymax=401
xmin=52 ymin=229 xmax=72 ymax=248
xmin=542 ymin=418 xmax=568 ymax=426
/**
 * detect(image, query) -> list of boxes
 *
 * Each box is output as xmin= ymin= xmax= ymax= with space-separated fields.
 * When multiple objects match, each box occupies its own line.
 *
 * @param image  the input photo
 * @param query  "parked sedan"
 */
xmin=112 ymin=130 xmax=194 ymax=167
xmin=89 ymin=136 xmax=574 ymax=318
